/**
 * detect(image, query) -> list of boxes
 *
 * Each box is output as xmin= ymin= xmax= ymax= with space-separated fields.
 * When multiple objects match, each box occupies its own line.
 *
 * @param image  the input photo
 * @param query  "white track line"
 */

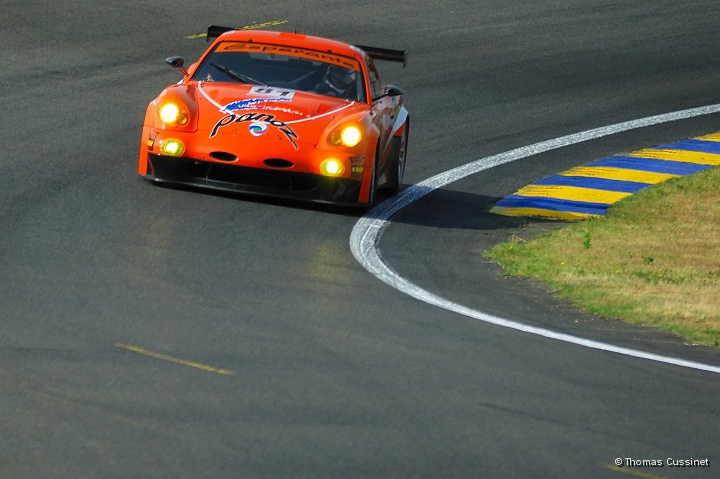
xmin=350 ymin=104 xmax=720 ymax=375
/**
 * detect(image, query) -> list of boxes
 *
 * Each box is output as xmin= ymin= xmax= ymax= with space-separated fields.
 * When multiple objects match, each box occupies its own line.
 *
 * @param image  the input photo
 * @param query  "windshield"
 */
xmin=192 ymin=41 xmax=366 ymax=102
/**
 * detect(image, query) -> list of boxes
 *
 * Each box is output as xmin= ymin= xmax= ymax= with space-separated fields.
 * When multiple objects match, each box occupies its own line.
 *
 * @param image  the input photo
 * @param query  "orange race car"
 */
xmin=138 ymin=25 xmax=409 ymax=206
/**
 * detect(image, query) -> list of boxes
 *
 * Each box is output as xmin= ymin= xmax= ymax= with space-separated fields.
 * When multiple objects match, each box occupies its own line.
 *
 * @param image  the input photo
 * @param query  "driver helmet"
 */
xmin=323 ymin=65 xmax=357 ymax=96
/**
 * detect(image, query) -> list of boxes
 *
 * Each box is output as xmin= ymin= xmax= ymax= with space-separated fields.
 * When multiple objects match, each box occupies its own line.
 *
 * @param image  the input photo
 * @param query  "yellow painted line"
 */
xmin=115 ymin=343 xmax=233 ymax=375
xmin=489 ymin=206 xmax=598 ymax=220
xmin=696 ymin=131 xmax=720 ymax=142
xmin=603 ymin=464 xmax=671 ymax=479
xmin=185 ymin=20 xmax=288 ymax=39
xmin=560 ymin=166 xmax=677 ymax=184
xmin=185 ymin=33 xmax=210 ymax=40
xmin=629 ymin=148 xmax=720 ymax=165
xmin=514 ymin=184 xmax=631 ymax=204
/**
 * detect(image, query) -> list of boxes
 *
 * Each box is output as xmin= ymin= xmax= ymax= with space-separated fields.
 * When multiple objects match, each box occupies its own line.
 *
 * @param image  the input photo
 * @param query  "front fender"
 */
xmin=390 ymin=106 xmax=409 ymax=138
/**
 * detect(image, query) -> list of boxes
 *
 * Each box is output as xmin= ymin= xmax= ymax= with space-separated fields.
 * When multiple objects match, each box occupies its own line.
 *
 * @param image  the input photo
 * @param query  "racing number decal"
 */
xmin=248 ymin=86 xmax=295 ymax=99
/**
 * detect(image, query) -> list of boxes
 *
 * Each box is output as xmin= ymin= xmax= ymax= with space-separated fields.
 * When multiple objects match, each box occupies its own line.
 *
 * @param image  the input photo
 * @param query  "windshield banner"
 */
xmin=216 ymin=42 xmax=361 ymax=71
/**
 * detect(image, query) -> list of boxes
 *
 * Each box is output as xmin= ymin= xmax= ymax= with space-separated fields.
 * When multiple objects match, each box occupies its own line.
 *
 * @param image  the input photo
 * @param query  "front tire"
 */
xmin=386 ymin=121 xmax=409 ymax=194
xmin=367 ymin=143 xmax=379 ymax=204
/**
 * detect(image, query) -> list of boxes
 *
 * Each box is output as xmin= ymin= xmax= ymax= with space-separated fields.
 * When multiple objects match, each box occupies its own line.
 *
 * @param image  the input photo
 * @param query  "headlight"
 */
xmin=158 ymin=101 xmax=189 ymax=126
xmin=328 ymin=123 xmax=364 ymax=148
xmin=340 ymin=126 xmax=362 ymax=147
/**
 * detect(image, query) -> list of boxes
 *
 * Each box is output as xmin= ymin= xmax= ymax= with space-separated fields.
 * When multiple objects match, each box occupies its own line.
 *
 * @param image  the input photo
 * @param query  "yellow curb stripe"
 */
xmin=489 ymin=206 xmax=599 ymax=220
xmin=696 ymin=132 xmax=720 ymax=142
xmin=559 ymin=166 xmax=677 ymax=184
xmin=628 ymin=148 xmax=720 ymax=165
xmin=115 ymin=343 xmax=233 ymax=375
xmin=514 ymin=184 xmax=631 ymax=203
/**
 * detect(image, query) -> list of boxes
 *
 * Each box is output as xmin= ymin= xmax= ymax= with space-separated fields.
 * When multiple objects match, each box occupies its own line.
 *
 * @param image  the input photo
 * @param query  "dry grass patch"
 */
xmin=485 ymin=166 xmax=720 ymax=347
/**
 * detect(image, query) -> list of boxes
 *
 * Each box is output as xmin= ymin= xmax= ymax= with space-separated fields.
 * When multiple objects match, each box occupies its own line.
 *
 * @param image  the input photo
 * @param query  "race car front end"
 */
xmin=140 ymin=135 xmax=370 ymax=205
xmin=138 ymin=84 xmax=377 ymax=205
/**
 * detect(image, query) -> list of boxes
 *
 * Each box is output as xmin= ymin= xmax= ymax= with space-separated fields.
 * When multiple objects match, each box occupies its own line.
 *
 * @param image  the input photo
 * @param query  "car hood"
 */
xmin=194 ymin=82 xmax=366 ymax=146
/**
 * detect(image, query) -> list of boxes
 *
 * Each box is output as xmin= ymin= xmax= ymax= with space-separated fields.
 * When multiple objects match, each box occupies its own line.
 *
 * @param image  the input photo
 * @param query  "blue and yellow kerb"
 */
xmin=491 ymin=132 xmax=720 ymax=220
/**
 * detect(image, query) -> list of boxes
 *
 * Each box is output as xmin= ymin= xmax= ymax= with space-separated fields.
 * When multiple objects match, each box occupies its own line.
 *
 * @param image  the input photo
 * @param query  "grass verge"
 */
xmin=484 ymin=166 xmax=720 ymax=347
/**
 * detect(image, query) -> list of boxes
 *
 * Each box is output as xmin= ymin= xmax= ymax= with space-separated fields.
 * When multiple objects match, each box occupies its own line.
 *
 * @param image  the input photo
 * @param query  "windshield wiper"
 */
xmin=210 ymin=62 xmax=266 ymax=87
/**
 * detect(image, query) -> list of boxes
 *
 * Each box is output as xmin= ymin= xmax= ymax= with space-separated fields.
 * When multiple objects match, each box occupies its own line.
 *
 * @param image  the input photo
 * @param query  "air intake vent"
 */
xmin=209 ymin=151 xmax=238 ymax=162
xmin=264 ymin=158 xmax=294 ymax=169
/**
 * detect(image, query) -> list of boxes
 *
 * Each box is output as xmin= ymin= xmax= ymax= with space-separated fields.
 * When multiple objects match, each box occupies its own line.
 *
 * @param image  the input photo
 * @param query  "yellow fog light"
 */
xmin=160 ymin=139 xmax=185 ymax=157
xmin=159 ymin=102 xmax=188 ymax=126
xmin=320 ymin=159 xmax=344 ymax=177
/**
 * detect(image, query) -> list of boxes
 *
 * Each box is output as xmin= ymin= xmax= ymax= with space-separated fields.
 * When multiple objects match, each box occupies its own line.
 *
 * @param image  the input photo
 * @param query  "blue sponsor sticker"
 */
xmin=222 ymin=97 xmax=290 ymax=113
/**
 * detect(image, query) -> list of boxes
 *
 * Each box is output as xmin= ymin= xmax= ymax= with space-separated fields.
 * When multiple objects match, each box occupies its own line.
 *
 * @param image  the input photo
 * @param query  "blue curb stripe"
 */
xmin=494 ymin=195 xmax=610 ymax=216
xmin=588 ymin=156 xmax=712 ymax=175
xmin=492 ymin=132 xmax=720 ymax=220
xmin=652 ymin=139 xmax=720 ymax=154
xmin=533 ymin=175 xmax=651 ymax=193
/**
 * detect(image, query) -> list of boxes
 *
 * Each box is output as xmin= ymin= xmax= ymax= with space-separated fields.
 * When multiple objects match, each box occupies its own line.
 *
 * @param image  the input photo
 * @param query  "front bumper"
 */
xmin=142 ymin=154 xmax=364 ymax=205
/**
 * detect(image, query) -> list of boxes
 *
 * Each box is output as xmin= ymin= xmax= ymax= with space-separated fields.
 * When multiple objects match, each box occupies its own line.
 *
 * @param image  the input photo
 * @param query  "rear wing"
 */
xmin=207 ymin=25 xmax=234 ymax=40
xmin=354 ymin=45 xmax=408 ymax=68
xmin=205 ymin=25 xmax=407 ymax=67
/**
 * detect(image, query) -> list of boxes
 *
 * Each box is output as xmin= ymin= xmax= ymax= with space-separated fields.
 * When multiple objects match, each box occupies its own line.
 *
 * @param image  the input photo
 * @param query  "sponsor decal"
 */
xmin=221 ymin=98 xmax=305 ymax=117
xmin=210 ymin=112 xmax=299 ymax=149
xmin=260 ymin=105 xmax=306 ymax=117
xmin=248 ymin=122 xmax=268 ymax=136
xmin=222 ymin=97 xmax=290 ymax=113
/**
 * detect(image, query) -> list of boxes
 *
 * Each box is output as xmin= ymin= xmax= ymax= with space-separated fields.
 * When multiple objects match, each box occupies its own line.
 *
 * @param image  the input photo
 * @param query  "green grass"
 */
xmin=484 ymin=166 xmax=720 ymax=347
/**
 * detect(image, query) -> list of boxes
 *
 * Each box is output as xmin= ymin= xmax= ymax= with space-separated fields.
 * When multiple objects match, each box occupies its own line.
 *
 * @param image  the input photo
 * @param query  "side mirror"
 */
xmin=165 ymin=56 xmax=188 ymax=76
xmin=385 ymin=85 xmax=404 ymax=97
xmin=372 ymin=85 xmax=404 ymax=102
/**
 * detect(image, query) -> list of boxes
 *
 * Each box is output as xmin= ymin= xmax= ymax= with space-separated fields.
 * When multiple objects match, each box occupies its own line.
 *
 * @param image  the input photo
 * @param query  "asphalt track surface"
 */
xmin=1 ymin=1 xmax=719 ymax=478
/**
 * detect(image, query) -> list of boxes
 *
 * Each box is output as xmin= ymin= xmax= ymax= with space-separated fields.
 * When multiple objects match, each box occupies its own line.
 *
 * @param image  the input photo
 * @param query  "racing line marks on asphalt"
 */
xmin=604 ymin=464 xmax=672 ymax=479
xmin=184 ymin=20 xmax=288 ymax=39
xmin=350 ymin=103 xmax=720 ymax=375
xmin=115 ymin=343 xmax=233 ymax=375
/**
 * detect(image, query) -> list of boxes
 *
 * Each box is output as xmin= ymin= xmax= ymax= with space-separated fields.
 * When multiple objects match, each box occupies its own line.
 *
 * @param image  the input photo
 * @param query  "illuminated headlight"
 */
xmin=320 ymin=159 xmax=344 ymax=177
xmin=340 ymin=126 xmax=362 ymax=147
xmin=329 ymin=124 xmax=364 ymax=147
xmin=159 ymin=102 xmax=188 ymax=126
xmin=160 ymin=139 xmax=185 ymax=157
